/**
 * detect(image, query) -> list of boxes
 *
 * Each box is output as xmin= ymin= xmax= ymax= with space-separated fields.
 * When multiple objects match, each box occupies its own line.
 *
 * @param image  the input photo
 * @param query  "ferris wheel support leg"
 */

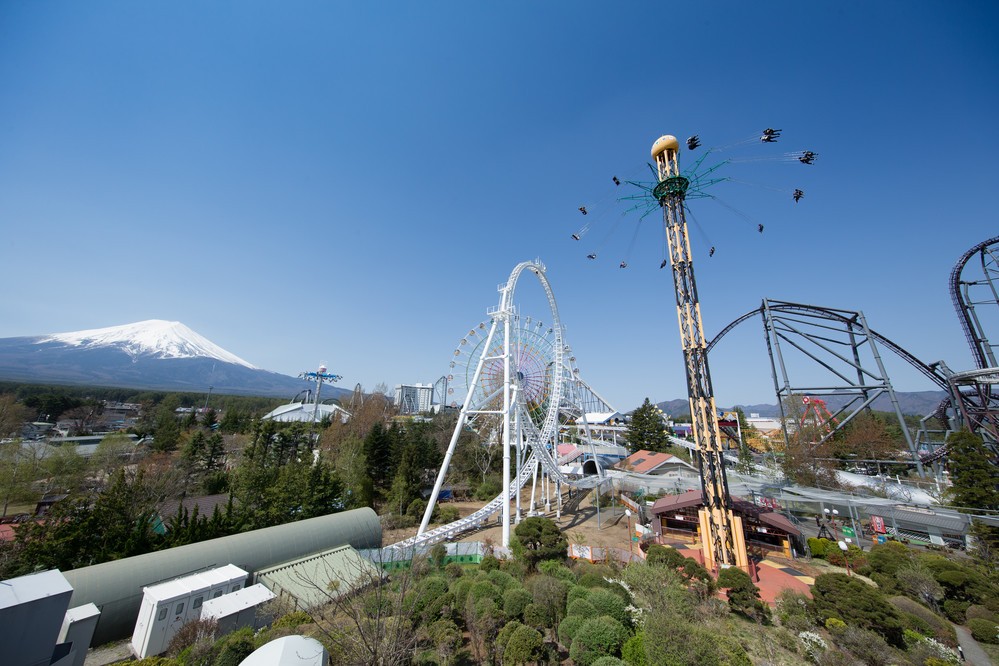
xmin=545 ymin=466 xmax=552 ymax=514
xmin=502 ymin=316 xmax=513 ymax=549
xmin=515 ymin=408 xmax=523 ymax=523
xmin=419 ymin=319 xmax=501 ymax=537
xmin=529 ymin=459 xmax=539 ymax=516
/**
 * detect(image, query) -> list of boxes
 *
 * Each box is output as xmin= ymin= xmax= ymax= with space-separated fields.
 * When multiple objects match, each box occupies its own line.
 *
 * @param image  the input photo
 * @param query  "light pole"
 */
xmin=824 ymin=508 xmax=840 ymax=539
xmin=838 ymin=540 xmax=851 ymax=576
xmin=625 ymin=509 xmax=634 ymax=557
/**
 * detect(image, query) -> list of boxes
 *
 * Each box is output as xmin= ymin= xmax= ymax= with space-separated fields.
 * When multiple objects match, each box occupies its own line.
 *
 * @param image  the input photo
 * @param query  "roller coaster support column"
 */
xmin=652 ymin=134 xmax=748 ymax=572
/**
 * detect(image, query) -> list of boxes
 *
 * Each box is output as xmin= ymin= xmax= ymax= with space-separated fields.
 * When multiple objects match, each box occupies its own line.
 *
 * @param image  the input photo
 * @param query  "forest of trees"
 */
xmin=0 ymin=383 xmax=504 ymax=579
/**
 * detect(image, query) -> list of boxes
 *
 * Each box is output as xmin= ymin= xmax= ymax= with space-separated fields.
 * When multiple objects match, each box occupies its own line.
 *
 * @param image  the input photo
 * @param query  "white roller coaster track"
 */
xmin=390 ymin=371 xmax=614 ymax=552
xmin=400 ymin=260 xmax=617 ymax=552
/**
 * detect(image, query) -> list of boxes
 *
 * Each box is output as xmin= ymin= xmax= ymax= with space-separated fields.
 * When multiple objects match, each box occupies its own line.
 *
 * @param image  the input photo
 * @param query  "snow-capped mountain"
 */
xmin=0 ymin=321 xmax=344 ymax=399
xmin=40 ymin=320 xmax=257 ymax=369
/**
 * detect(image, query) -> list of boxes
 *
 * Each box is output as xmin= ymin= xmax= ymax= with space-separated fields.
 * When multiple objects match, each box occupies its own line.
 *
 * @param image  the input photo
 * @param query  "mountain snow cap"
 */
xmin=40 ymin=320 xmax=257 ymax=369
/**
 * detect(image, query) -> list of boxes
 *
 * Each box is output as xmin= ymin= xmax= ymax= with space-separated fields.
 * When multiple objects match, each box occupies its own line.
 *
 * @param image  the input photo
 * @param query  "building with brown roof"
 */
xmin=615 ymin=449 xmax=696 ymax=479
xmin=649 ymin=489 xmax=803 ymax=559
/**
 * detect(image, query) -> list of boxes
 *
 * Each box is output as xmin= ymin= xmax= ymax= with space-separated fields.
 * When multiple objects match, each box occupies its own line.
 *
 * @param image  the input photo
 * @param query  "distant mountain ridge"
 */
xmin=0 ymin=320 xmax=348 ymax=400
xmin=652 ymin=390 xmax=948 ymax=419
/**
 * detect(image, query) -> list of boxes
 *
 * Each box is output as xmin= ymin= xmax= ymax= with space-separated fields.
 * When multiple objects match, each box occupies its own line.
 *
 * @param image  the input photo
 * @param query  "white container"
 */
xmin=201 ymin=584 xmax=275 ymax=635
xmin=130 ymin=565 xmax=248 ymax=658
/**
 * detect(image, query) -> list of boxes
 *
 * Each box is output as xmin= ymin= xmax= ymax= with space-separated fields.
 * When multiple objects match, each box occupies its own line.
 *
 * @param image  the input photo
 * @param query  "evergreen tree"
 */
xmin=153 ymin=406 xmax=181 ymax=452
xmin=947 ymin=429 xmax=999 ymax=511
xmin=364 ymin=422 xmax=393 ymax=491
xmin=626 ymin=398 xmax=668 ymax=452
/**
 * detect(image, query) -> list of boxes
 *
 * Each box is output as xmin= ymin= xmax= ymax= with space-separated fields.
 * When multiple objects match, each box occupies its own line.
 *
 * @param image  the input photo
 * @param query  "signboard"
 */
xmin=877 ymin=535 xmax=888 ymax=544
xmin=841 ymin=526 xmax=856 ymax=538
xmin=870 ymin=515 xmax=887 ymax=534
xmin=619 ymin=494 xmax=640 ymax=513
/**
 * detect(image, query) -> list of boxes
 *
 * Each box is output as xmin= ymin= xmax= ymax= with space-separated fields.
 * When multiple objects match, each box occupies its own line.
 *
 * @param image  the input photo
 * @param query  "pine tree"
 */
xmin=627 ymin=398 xmax=668 ymax=452
xmin=947 ymin=429 xmax=999 ymax=511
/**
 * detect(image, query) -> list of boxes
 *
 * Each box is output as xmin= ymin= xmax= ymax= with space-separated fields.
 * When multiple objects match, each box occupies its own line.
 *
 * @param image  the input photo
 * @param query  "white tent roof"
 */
xmin=240 ymin=635 xmax=327 ymax=666
xmin=262 ymin=402 xmax=349 ymax=423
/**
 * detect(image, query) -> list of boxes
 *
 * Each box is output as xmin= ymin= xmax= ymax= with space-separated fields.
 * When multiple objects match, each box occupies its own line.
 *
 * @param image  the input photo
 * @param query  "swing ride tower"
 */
xmin=652 ymin=134 xmax=748 ymax=571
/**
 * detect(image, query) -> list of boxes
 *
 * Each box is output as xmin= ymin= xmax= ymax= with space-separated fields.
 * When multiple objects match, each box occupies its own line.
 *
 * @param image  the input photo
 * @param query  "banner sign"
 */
xmin=870 ymin=515 xmax=887 ymax=534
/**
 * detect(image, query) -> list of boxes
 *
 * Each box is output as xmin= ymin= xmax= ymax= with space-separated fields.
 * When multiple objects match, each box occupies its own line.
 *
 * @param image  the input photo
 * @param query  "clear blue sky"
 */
xmin=2 ymin=2 xmax=997 ymax=412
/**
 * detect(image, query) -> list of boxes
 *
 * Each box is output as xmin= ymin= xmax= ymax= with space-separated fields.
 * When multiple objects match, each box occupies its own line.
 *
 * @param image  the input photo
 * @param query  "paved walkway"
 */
xmin=954 ymin=624 xmax=994 ymax=666
xmin=670 ymin=543 xmax=813 ymax=604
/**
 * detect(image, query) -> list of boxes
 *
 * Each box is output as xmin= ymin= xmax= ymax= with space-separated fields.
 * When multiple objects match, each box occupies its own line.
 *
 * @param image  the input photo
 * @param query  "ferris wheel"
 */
xmin=447 ymin=313 xmax=561 ymax=443
xmin=420 ymin=260 xmax=566 ymax=546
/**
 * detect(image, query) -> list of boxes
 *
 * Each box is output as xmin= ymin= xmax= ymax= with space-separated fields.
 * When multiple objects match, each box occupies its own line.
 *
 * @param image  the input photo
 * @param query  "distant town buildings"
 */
xmin=394 ymin=383 xmax=433 ymax=415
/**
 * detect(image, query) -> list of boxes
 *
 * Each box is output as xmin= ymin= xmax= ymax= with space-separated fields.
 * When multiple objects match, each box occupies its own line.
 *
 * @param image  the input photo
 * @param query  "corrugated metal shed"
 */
xmin=63 ymin=507 xmax=380 ymax=645
xmin=257 ymin=545 xmax=382 ymax=611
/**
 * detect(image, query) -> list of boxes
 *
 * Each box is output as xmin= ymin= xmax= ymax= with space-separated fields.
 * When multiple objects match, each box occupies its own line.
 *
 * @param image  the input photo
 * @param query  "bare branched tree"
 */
xmin=287 ymin=551 xmax=422 ymax=665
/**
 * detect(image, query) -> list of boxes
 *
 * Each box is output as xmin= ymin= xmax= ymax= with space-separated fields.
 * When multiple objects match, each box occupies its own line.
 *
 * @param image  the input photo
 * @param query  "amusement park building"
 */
xmin=261 ymin=401 xmax=349 ymax=423
xmin=61 ymin=507 xmax=381 ymax=645
xmin=650 ymin=490 xmax=802 ymax=558
xmin=615 ymin=449 xmax=696 ymax=479
xmin=394 ymin=383 xmax=434 ymax=415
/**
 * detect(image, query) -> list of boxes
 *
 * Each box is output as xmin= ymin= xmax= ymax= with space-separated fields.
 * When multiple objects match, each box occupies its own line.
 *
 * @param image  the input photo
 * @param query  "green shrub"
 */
xmin=436 ymin=505 xmax=459 ymax=523
xmin=503 ymin=587 xmax=534 ymax=620
xmin=406 ymin=498 xmax=427 ymax=520
xmin=966 ymin=604 xmax=999 ymax=623
xmin=212 ymin=629 xmax=256 ymax=666
xmin=479 ymin=554 xmax=500 ymax=572
xmin=887 ymin=596 xmax=956 ymax=647
xmin=718 ymin=567 xmax=769 ymax=623
xmin=503 ymin=625 xmax=544 ymax=665
xmin=808 ymin=537 xmax=831 ymax=558
xmin=568 ymin=615 xmax=629 ymax=666
xmin=774 ymin=589 xmax=811 ymax=632
xmin=501 ymin=559 xmax=529 ymax=581
xmin=511 ymin=517 xmax=568 ymax=569
xmin=942 ymin=599 xmax=969 ymax=623
xmin=528 ymin=575 xmax=568 ymax=627
xmin=830 ymin=626 xmax=899 ymax=666
xmin=523 ymin=602 xmax=548 ymax=629
xmin=867 ymin=541 xmax=913 ymax=576
xmin=444 ymin=562 xmax=463 ymax=579
xmin=810 ymin=573 xmax=905 ymax=648
xmin=538 ymin=560 xmax=576 ymax=584
xmin=579 ymin=572 xmax=612 ymax=589
xmin=487 ymin=569 xmax=517 ymax=592
xmin=558 ymin=615 xmax=586 ymax=646
xmin=496 ymin=620 xmax=526 ymax=656
xmin=568 ymin=584 xmax=591 ymax=606
xmin=621 ymin=632 xmax=646 ymax=666
xmin=591 ymin=657 xmax=627 ymax=666
xmin=897 ymin=611 xmax=931 ymax=637
xmin=968 ymin=617 xmax=999 ymax=644
xmin=567 ymin=598 xmax=597 ymax=618
xmin=271 ymin=611 xmax=311 ymax=629
xmin=475 ymin=477 xmax=502 ymax=500
xmin=646 ymin=544 xmax=687 ymax=569
xmin=468 ymin=580 xmax=502 ymax=607
xmin=588 ymin=588 xmax=630 ymax=625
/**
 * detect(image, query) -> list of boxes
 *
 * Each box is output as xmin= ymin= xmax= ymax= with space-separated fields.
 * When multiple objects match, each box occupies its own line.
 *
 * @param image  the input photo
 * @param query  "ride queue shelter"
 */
xmin=650 ymin=490 xmax=801 ymax=558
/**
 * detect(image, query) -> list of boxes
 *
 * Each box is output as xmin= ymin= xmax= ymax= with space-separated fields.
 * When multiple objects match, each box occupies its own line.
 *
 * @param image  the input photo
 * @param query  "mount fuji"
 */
xmin=0 ymin=320 xmax=342 ymax=399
